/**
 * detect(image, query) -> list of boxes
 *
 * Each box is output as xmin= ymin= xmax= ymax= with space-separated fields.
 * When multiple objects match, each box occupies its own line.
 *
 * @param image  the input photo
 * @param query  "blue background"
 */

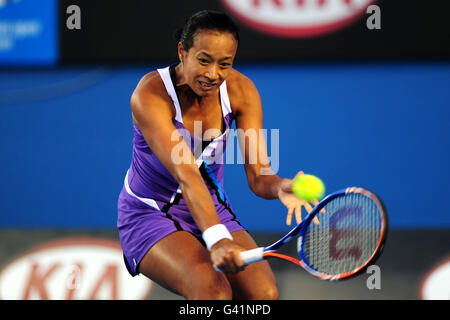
xmin=0 ymin=0 xmax=57 ymax=65
xmin=1 ymin=63 xmax=449 ymax=230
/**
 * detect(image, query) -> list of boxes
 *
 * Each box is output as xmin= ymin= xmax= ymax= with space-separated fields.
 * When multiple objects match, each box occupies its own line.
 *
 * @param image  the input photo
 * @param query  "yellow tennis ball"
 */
xmin=292 ymin=174 xmax=325 ymax=202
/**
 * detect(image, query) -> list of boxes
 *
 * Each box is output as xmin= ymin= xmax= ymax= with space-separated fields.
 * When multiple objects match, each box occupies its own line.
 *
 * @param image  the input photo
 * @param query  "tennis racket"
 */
xmin=241 ymin=187 xmax=388 ymax=281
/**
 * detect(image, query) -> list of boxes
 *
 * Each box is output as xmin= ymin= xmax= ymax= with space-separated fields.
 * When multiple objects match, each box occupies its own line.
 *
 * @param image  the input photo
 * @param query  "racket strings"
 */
xmin=302 ymin=193 xmax=383 ymax=276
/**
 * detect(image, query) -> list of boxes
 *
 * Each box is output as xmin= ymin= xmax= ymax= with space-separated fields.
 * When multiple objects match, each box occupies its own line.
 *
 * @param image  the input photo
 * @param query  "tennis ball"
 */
xmin=292 ymin=174 xmax=325 ymax=202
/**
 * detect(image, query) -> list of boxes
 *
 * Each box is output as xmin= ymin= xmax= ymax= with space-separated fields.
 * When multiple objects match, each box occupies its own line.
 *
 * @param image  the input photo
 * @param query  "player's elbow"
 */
xmin=246 ymin=168 xmax=279 ymax=200
xmin=246 ymin=170 xmax=259 ymax=194
xmin=247 ymin=175 xmax=272 ymax=200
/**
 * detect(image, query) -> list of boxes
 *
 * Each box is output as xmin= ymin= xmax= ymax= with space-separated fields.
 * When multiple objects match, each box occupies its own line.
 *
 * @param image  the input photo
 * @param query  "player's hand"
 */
xmin=278 ymin=171 xmax=326 ymax=226
xmin=210 ymin=238 xmax=246 ymax=273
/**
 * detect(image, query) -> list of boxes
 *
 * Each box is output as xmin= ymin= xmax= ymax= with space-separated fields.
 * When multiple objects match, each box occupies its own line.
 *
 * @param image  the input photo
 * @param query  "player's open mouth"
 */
xmin=199 ymin=81 xmax=215 ymax=90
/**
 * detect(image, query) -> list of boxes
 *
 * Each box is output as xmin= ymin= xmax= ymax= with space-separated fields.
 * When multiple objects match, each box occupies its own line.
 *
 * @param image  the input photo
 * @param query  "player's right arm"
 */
xmin=130 ymin=72 xmax=244 ymax=273
xmin=131 ymin=71 xmax=221 ymax=232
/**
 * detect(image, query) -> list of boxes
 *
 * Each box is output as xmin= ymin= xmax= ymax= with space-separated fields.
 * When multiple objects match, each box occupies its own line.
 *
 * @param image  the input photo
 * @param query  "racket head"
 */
xmin=297 ymin=187 xmax=388 ymax=281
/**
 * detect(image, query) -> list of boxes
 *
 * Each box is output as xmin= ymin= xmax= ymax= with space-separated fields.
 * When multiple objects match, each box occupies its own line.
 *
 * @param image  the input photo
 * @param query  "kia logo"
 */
xmin=419 ymin=256 xmax=450 ymax=300
xmin=222 ymin=0 xmax=376 ymax=38
xmin=0 ymin=237 xmax=153 ymax=300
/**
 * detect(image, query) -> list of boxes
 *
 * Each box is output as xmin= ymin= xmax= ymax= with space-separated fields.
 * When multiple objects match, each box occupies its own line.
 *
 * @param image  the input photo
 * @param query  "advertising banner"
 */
xmin=0 ymin=0 xmax=58 ymax=66
xmin=59 ymin=0 xmax=450 ymax=63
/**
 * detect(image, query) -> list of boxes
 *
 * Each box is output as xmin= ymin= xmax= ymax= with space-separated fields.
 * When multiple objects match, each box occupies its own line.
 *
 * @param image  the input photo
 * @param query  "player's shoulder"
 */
xmin=131 ymin=69 xmax=172 ymax=106
xmin=130 ymin=69 xmax=174 ymax=117
xmin=226 ymin=68 xmax=256 ymax=93
xmin=226 ymin=68 xmax=260 ymax=110
xmin=133 ymin=69 xmax=167 ymax=97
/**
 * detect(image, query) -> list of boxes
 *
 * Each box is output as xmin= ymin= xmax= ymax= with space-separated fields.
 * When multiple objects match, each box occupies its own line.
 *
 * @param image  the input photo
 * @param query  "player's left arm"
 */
xmin=229 ymin=70 xmax=323 ymax=225
xmin=229 ymin=71 xmax=290 ymax=200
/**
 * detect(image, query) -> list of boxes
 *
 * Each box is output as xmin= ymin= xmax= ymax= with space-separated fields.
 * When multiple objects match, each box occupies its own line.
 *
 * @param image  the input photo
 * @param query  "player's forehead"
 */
xmin=190 ymin=29 xmax=237 ymax=59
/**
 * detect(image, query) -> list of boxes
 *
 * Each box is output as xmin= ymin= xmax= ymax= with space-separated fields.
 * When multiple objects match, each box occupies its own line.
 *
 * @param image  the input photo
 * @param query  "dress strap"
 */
xmin=157 ymin=66 xmax=183 ymax=123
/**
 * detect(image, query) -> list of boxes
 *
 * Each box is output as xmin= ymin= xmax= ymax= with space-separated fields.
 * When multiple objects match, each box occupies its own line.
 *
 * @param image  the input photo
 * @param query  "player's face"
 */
xmin=179 ymin=30 xmax=237 ymax=97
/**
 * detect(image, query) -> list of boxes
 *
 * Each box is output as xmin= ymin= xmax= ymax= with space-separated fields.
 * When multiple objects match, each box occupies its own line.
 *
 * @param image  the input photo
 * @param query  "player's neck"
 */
xmin=174 ymin=63 xmax=187 ymax=87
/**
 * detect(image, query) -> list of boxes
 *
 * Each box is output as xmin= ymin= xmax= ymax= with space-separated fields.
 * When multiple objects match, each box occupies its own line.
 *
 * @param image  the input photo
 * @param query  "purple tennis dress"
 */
xmin=117 ymin=64 xmax=246 ymax=276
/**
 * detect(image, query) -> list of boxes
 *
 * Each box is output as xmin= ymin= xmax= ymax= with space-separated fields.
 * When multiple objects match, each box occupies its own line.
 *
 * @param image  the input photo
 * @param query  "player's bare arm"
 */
xmin=228 ymin=70 xmax=288 ymax=200
xmin=131 ymin=72 xmax=222 ymax=232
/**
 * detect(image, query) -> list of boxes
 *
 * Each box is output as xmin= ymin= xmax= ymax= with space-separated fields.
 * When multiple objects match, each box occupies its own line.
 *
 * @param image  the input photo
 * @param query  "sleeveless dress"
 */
xmin=117 ymin=64 xmax=245 ymax=276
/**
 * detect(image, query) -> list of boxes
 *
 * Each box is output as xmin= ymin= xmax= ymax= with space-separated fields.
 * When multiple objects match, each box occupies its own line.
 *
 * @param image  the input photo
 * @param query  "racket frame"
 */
xmin=243 ymin=187 xmax=388 ymax=281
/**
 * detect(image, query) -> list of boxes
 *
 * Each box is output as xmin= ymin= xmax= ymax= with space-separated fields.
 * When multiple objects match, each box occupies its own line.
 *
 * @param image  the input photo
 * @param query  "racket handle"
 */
xmin=212 ymin=247 xmax=265 ymax=272
xmin=240 ymin=247 xmax=265 ymax=265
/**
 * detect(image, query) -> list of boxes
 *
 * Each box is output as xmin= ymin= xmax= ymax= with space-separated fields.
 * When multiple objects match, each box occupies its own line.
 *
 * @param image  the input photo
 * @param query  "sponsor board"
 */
xmin=419 ymin=256 xmax=450 ymax=300
xmin=0 ymin=237 xmax=152 ymax=300
xmin=0 ymin=0 xmax=57 ymax=65
xmin=221 ymin=0 xmax=376 ymax=38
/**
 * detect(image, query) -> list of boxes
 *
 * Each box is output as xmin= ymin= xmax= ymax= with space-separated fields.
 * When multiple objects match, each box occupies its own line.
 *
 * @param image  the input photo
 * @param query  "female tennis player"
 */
xmin=117 ymin=10 xmax=317 ymax=300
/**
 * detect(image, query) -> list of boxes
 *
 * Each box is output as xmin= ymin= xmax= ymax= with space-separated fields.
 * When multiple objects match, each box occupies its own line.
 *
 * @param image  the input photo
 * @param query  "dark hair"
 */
xmin=174 ymin=10 xmax=240 ymax=51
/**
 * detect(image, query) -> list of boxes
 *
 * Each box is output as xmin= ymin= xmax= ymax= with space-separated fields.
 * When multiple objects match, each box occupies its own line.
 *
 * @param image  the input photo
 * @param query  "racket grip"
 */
xmin=240 ymin=247 xmax=264 ymax=265
xmin=212 ymin=247 xmax=265 ymax=273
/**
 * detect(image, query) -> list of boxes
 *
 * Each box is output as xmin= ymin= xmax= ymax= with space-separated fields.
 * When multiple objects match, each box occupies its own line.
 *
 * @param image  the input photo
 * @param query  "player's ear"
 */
xmin=177 ymin=42 xmax=185 ymax=63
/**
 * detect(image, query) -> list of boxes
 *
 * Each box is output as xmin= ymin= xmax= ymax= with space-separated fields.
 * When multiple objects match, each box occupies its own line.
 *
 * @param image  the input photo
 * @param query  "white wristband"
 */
xmin=202 ymin=224 xmax=233 ymax=251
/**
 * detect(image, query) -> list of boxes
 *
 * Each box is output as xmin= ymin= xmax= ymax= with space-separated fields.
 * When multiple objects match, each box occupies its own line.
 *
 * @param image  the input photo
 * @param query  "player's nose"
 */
xmin=205 ymin=64 xmax=219 ymax=81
